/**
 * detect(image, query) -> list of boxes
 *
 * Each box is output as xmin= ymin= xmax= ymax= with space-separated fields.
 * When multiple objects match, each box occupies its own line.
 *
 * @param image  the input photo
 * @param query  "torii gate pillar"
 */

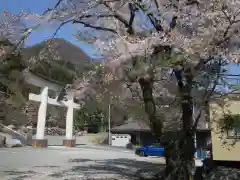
xmin=63 ymin=97 xmax=76 ymax=147
xmin=32 ymin=87 xmax=48 ymax=148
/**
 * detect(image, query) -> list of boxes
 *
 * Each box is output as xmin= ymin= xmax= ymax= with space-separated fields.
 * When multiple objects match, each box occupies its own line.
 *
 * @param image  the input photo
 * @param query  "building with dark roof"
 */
xmin=111 ymin=105 xmax=211 ymax=154
xmin=111 ymin=118 xmax=154 ymax=145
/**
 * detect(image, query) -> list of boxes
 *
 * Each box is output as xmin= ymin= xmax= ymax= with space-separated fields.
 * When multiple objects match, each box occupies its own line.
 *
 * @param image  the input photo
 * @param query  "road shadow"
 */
xmin=3 ymin=170 xmax=38 ymax=180
xmin=3 ymin=158 xmax=165 ymax=180
xmin=52 ymin=158 xmax=165 ymax=180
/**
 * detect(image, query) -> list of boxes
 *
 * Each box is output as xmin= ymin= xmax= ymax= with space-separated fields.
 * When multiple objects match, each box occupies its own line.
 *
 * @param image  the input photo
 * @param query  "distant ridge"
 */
xmin=22 ymin=38 xmax=95 ymax=72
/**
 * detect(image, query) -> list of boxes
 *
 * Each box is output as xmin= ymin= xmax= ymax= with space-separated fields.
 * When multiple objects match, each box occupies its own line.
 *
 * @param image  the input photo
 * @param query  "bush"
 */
xmin=126 ymin=142 xmax=133 ymax=149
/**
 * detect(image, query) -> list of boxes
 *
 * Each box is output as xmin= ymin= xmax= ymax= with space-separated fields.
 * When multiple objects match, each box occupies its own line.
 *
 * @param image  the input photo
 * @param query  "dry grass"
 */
xmin=90 ymin=133 xmax=108 ymax=144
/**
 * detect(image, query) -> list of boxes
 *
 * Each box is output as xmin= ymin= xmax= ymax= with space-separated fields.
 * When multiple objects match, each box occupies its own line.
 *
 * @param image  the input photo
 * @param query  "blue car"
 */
xmin=136 ymin=143 xmax=210 ymax=162
xmin=135 ymin=143 xmax=164 ymax=157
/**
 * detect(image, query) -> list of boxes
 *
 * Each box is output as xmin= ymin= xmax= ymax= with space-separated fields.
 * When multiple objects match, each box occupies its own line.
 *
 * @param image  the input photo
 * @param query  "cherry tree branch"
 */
xmin=192 ymin=58 xmax=222 ymax=131
xmin=194 ymin=5 xmax=240 ymax=73
xmin=131 ymin=0 xmax=163 ymax=32
xmin=1 ymin=0 xmax=65 ymax=60
xmin=51 ymin=14 xmax=118 ymax=39
xmin=127 ymin=3 xmax=136 ymax=34
xmin=42 ymin=0 xmax=63 ymax=15
xmin=154 ymin=0 xmax=160 ymax=9
xmin=51 ymin=19 xmax=74 ymax=39
xmin=216 ymin=5 xmax=240 ymax=46
xmin=73 ymin=20 xmax=117 ymax=33
xmin=102 ymin=1 xmax=135 ymax=35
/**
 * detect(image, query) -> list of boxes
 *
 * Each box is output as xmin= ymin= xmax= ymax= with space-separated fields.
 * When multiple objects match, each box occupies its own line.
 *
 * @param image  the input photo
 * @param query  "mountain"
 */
xmin=22 ymin=38 xmax=96 ymax=84
xmin=23 ymin=38 xmax=94 ymax=66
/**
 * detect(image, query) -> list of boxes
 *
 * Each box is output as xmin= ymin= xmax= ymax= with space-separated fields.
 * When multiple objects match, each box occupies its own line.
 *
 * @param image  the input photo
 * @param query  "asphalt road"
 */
xmin=0 ymin=145 xmax=165 ymax=180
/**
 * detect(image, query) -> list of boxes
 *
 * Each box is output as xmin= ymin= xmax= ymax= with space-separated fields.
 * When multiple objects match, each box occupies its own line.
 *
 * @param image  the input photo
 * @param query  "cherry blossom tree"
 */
xmin=6 ymin=0 xmax=240 ymax=179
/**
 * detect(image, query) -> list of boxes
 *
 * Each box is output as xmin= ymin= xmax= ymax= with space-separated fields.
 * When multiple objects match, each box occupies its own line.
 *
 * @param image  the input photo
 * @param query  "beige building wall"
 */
xmin=210 ymin=100 xmax=240 ymax=161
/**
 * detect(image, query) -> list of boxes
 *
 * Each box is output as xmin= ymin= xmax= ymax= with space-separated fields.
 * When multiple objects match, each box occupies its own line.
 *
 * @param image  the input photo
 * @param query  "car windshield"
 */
xmin=149 ymin=143 xmax=161 ymax=148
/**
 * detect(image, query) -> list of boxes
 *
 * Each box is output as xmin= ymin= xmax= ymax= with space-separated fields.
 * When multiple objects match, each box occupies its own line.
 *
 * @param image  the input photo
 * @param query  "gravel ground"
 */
xmin=0 ymin=145 xmax=165 ymax=180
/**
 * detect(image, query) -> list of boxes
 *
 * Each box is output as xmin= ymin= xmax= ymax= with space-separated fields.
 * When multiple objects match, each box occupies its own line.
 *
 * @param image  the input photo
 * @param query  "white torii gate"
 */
xmin=29 ymin=86 xmax=80 ymax=148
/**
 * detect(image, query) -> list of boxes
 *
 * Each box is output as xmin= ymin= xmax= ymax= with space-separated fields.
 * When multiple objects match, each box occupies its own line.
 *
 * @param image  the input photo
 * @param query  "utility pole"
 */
xmin=193 ymin=104 xmax=197 ymax=159
xmin=108 ymin=103 xmax=111 ymax=145
xmin=100 ymin=112 xmax=103 ymax=132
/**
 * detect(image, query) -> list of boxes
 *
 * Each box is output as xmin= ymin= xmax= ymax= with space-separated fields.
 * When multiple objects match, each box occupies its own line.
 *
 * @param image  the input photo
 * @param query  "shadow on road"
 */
xmin=57 ymin=158 xmax=165 ymax=179
xmin=3 ymin=170 xmax=37 ymax=180
xmin=4 ymin=158 xmax=165 ymax=180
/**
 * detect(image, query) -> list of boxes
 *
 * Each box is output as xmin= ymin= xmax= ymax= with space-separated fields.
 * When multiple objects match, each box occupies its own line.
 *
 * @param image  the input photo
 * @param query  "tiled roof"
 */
xmin=111 ymin=120 xmax=150 ymax=132
xmin=111 ymin=105 xmax=210 ymax=133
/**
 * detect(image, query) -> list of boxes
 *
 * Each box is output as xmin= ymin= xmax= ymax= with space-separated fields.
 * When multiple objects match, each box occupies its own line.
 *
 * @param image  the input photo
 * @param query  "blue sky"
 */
xmin=0 ymin=0 xmax=98 ymax=58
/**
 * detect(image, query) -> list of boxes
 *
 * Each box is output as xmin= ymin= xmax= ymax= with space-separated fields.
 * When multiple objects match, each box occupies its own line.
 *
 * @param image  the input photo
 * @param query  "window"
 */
xmin=227 ymin=127 xmax=240 ymax=138
xmin=220 ymin=114 xmax=240 ymax=139
xmin=149 ymin=143 xmax=161 ymax=148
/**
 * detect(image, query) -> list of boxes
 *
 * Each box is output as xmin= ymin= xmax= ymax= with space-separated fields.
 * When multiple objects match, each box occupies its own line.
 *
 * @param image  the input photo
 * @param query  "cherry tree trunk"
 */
xmin=178 ymin=94 xmax=196 ymax=180
xmin=138 ymin=77 xmax=163 ymax=138
xmin=139 ymin=77 xmax=178 ymax=179
xmin=138 ymin=69 xmax=196 ymax=180
xmin=162 ymin=90 xmax=196 ymax=180
xmin=176 ymin=68 xmax=196 ymax=180
xmin=163 ymin=140 xmax=179 ymax=179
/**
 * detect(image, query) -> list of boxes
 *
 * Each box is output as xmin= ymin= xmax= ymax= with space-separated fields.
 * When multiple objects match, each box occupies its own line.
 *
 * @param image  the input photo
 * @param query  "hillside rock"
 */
xmin=7 ymin=124 xmax=15 ymax=130
xmin=0 ymin=133 xmax=6 ymax=147
xmin=6 ymin=138 xmax=23 ymax=148
xmin=0 ymin=132 xmax=23 ymax=148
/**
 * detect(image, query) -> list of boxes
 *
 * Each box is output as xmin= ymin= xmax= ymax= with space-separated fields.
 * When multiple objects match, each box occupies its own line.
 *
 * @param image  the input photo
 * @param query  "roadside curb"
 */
xmin=137 ymin=156 xmax=166 ymax=164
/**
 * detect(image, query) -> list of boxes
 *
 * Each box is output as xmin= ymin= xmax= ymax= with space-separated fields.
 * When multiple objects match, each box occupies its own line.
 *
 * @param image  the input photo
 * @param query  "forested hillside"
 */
xmin=0 ymin=38 xmax=127 ymax=129
xmin=22 ymin=38 xmax=95 ymax=84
